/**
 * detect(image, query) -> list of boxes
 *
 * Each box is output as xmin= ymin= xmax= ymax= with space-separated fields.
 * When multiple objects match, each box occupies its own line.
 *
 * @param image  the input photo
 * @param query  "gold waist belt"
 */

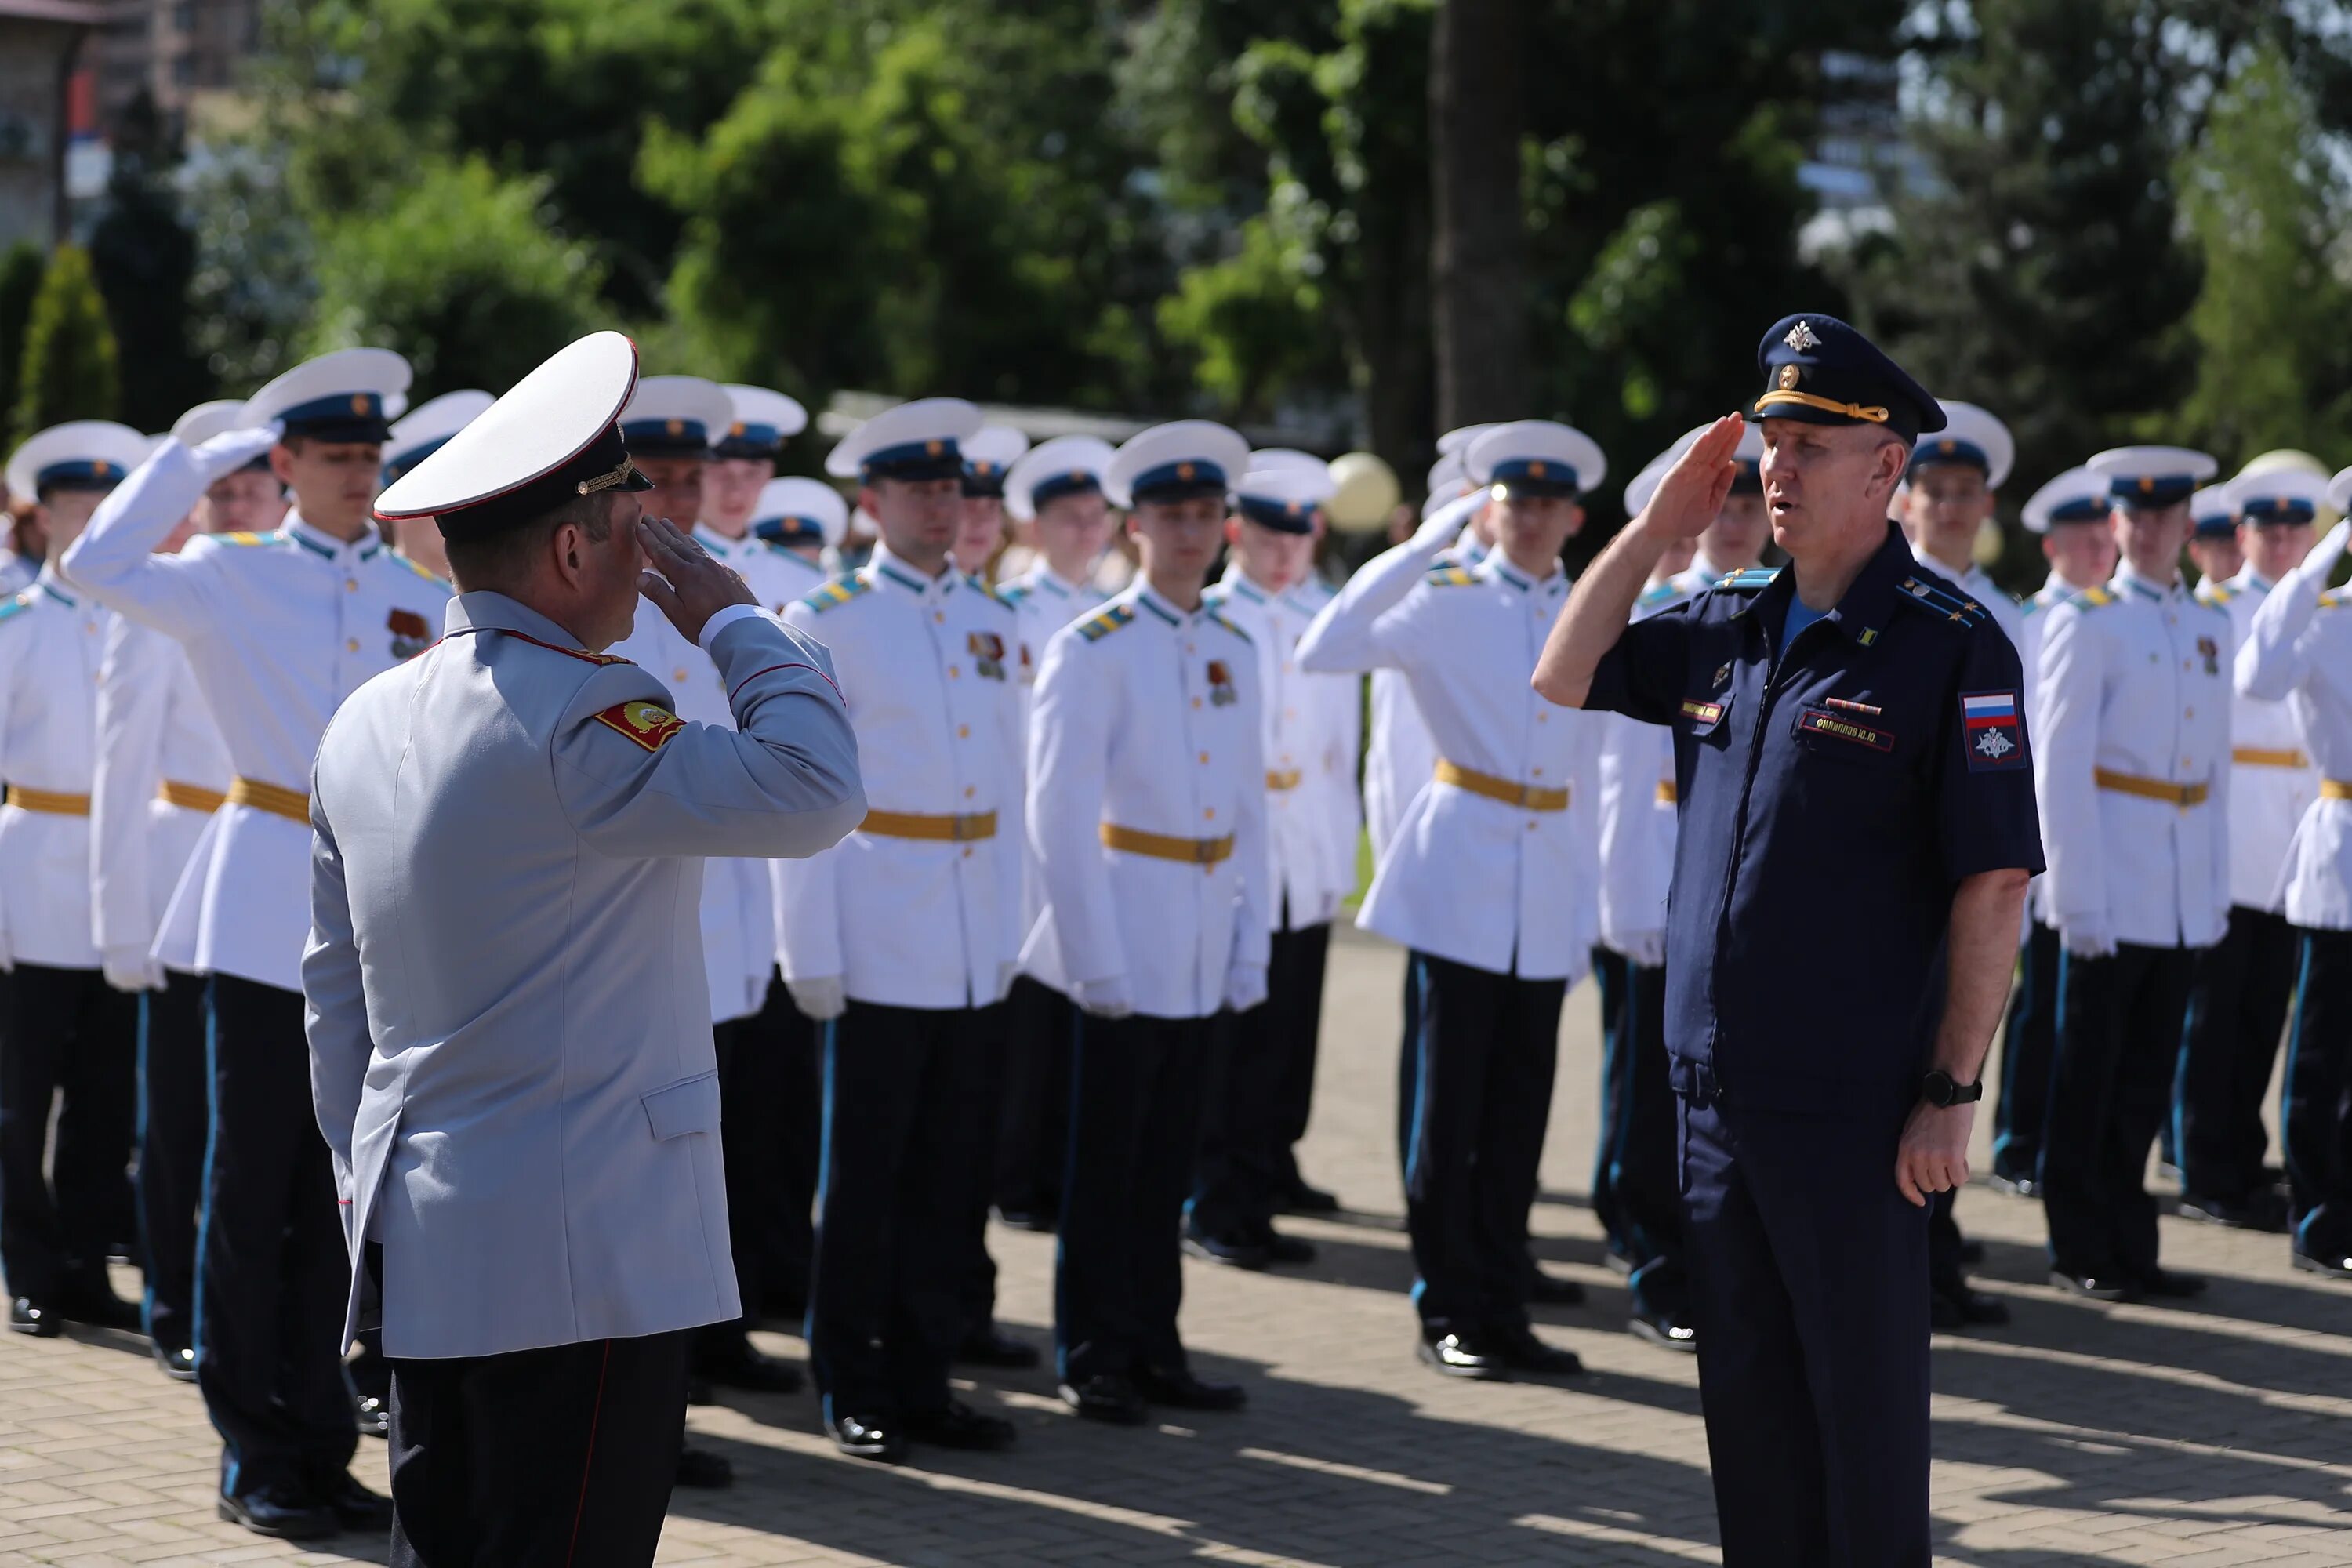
xmin=2233 ymin=746 xmax=2310 ymax=770
xmin=2093 ymin=768 xmax=2208 ymax=808
xmin=1656 ymin=781 xmax=1678 ymax=804
xmin=159 ymin=780 xmax=227 ymax=813
xmin=1100 ymin=823 xmax=1236 ymax=865
xmin=2321 ymin=780 xmax=2352 ymax=801
xmin=1265 ymin=769 xmax=1303 ymax=792
xmin=227 ymin=776 xmax=310 ymax=822
xmin=861 ymin=808 xmax=997 ymax=842
xmin=1435 ymin=759 xmax=1570 ymax=812
xmin=5 ymin=786 xmax=89 ymax=815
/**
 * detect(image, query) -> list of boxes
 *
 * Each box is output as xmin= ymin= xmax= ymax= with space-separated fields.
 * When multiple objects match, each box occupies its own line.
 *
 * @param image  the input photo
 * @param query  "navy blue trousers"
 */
xmin=0 ymin=963 xmax=137 ymax=1307
xmin=2043 ymin=944 xmax=2192 ymax=1279
xmin=1992 ymin=920 xmax=2060 ymax=1185
xmin=995 ymin=976 xmax=1076 ymax=1220
xmin=137 ymin=971 xmax=211 ymax=1355
xmin=1681 ymin=1091 xmax=1930 ymax=1568
xmin=1192 ymin=921 xmax=1330 ymax=1241
xmin=2176 ymin=906 xmax=2296 ymax=1203
xmin=2284 ymin=927 xmax=2352 ymax=1262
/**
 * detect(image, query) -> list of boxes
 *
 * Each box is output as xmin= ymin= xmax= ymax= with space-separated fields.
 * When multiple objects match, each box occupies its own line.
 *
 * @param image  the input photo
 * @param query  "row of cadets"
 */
xmin=1185 ymin=452 xmax=1359 ymax=1269
xmin=782 ymin=396 xmax=1029 ymax=1464
xmin=0 ymin=419 xmax=156 ymax=1356
xmin=2235 ymin=484 xmax=2352 ymax=1283
xmin=990 ymin=434 xmax=1118 ymax=1234
xmin=1298 ymin=419 xmax=1607 ymax=1382
xmin=62 ymin=347 xmax=448 ymax=1535
xmin=604 ymin=376 xmax=807 ymax=1414
xmin=90 ymin=398 xmax=270 ymax=1384
xmin=752 ymin=474 xmax=850 ymax=567
xmin=2034 ymin=444 xmax=2229 ymax=1301
xmin=1990 ymin=465 xmax=2118 ymax=1196
xmin=953 ymin=424 xmax=1032 ymax=586
xmin=1897 ymin=401 xmax=2020 ymax=1330
xmin=2174 ymin=466 xmax=2324 ymax=1232
xmin=1024 ymin=419 xmax=1265 ymax=1425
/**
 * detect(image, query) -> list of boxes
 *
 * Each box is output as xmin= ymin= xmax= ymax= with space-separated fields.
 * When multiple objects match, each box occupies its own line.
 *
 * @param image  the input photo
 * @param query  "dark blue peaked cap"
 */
xmin=1754 ymin=314 xmax=1945 ymax=445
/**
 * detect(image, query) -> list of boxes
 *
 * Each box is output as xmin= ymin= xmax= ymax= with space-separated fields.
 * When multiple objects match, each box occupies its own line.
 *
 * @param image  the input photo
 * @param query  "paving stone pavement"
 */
xmin=2 ymin=926 xmax=2348 ymax=1566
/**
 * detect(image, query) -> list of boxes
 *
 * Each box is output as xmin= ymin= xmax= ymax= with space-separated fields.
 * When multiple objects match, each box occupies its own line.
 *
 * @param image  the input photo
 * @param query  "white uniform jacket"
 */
xmin=61 ymin=441 xmax=453 ymax=991
xmin=92 ymin=615 xmax=232 ymax=973
xmin=777 ymin=543 xmax=1025 ymax=1010
xmin=1297 ymin=502 xmax=1604 ymax=982
xmin=1002 ymin=563 xmax=1109 ymax=948
xmin=2201 ymin=570 xmax=2317 ymax=913
xmin=303 ymin=593 xmax=863 ymax=1359
xmin=1207 ymin=568 xmax=1358 ymax=931
xmin=2016 ymin=574 xmax=2079 ymax=927
xmin=2236 ymin=535 xmax=2352 ymax=930
xmin=0 ymin=575 xmax=108 ymax=969
xmin=2035 ymin=564 xmax=2233 ymax=949
xmin=1022 ymin=582 xmax=1270 ymax=1019
xmin=1363 ymin=530 xmax=1486 ymax=862
xmin=1288 ymin=574 xmax=1365 ymax=914
xmin=1596 ymin=577 xmax=1689 ymax=960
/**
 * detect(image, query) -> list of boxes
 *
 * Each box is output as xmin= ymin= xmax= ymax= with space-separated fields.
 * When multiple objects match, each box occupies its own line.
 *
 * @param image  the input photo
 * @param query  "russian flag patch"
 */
xmin=1960 ymin=690 xmax=2027 ymax=771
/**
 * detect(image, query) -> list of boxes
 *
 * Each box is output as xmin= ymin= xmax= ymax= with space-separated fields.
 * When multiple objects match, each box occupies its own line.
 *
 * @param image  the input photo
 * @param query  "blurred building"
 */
xmin=96 ymin=0 xmax=264 ymax=143
xmin=0 ymin=0 xmax=140 ymax=249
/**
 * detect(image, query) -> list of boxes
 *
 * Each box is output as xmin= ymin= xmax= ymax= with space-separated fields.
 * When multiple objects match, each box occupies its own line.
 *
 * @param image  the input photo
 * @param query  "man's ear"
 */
xmin=1224 ymin=516 xmax=1242 ymax=547
xmin=267 ymin=444 xmax=298 ymax=485
xmin=1565 ymin=502 xmax=1587 ymax=539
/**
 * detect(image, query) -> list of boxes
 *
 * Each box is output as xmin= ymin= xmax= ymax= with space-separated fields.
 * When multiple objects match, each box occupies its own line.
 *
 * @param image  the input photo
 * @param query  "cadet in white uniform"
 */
xmin=1991 ymin=465 xmax=2115 ymax=1196
xmin=991 ymin=435 xmax=1116 ymax=1232
xmin=780 ymin=397 xmax=1026 ymax=1464
xmin=2034 ymin=445 xmax=2229 ymax=1301
xmin=2236 ymin=505 xmax=2352 ymax=1281
xmin=2187 ymin=487 xmax=2245 ymax=590
xmin=1187 ymin=459 xmax=1356 ymax=1269
xmin=313 ymin=331 xmax=862 ymax=1562
xmin=89 ymin=401 xmax=245 ymax=1382
xmin=1299 ymin=419 xmax=1606 ymax=1381
xmin=376 ymin=390 xmax=492 ymax=581
xmin=2175 ymin=467 xmax=2324 ymax=1229
xmin=955 ymin=425 xmax=1030 ymax=586
xmin=61 ymin=348 xmax=450 ymax=1536
xmin=1026 ymin=420 xmax=1268 ymax=1426
xmin=0 ymin=421 xmax=152 ymax=1343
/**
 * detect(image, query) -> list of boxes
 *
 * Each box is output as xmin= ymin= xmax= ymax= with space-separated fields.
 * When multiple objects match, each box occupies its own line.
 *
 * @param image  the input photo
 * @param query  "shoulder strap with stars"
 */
xmin=1208 ymin=609 xmax=1251 ymax=645
xmin=0 ymin=590 xmax=34 ymax=628
xmin=798 ymin=575 xmax=872 ymax=615
xmin=1076 ymin=603 xmax=1136 ymax=642
xmin=1895 ymin=575 xmax=1991 ymax=628
xmin=1424 ymin=565 xmax=1477 ymax=588
xmin=1715 ymin=567 xmax=1780 ymax=593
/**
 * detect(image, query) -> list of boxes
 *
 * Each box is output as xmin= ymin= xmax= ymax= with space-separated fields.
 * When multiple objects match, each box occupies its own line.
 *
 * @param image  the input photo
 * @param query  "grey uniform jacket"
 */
xmin=303 ymin=592 xmax=864 ymax=1359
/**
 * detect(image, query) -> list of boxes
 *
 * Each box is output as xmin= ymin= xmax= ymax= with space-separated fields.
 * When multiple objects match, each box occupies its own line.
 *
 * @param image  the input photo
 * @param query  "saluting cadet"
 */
xmin=1300 ymin=419 xmax=1610 ymax=1382
xmin=1186 ymin=459 xmax=1354 ymax=1269
xmin=991 ymin=434 xmax=1116 ymax=1232
xmin=312 ymin=331 xmax=862 ymax=1563
xmin=1025 ymin=420 xmax=1267 ymax=1426
xmin=956 ymin=425 xmax=1030 ymax=586
xmin=753 ymin=475 xmax=848 ymax=568
xmin=172 ymin=398 xmax=289 ymax=537
xmin=1592 ymin=445 xmax=1698 ymax=1348
xmin=1991 ymin=466 xmax=2115 ymax=1196
xmin=704 ymin=384 xmax=809 ymax=591
xmin=1537 ymin=316 xmax=2042 ymax=1567
xmin=782 ymin=397 xmax=1026 ymax=1464
xmin=2236 ymin=504 xmax=2352 ymax=1283
xmin=0 ymin=420 xmax=152 ymax=1342
xmin=377 ymin=390 xmax=492 ymax=583
xmin=90 ymin=400 xmax=244 ymax=1383
xmin=61 ymin=348 xmax=448 ymax=1537
xmin=2175 ymin=466 xmax=2324 ymax=1231
xmin=2035 ymin=444 xmax=2228 ymax=1302
xmin=2187 ymin=487 xmax=2245 ymax=588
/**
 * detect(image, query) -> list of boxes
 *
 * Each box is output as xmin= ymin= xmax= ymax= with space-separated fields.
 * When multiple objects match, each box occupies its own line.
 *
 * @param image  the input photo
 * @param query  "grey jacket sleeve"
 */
xmin=554 ymin=612 xmax=866 ymax=858
xmin=303 ymin=793 xmax=371 ymax=1202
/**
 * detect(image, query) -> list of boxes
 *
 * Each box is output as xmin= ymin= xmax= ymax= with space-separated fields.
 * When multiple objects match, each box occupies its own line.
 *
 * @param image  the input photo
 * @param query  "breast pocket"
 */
xmin=1790 ymin=704 xmax=1900 ymax=766
xmin=1677 ymin=691 xmax=1735 ymax=747
xmin=641 ymin=1071 xmax=721 ymax=1141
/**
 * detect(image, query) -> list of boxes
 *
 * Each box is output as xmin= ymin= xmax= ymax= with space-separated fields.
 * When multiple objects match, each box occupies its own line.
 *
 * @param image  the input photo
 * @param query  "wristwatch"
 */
xmin=1920 ymin=1069 xmax=1984 ymax=1109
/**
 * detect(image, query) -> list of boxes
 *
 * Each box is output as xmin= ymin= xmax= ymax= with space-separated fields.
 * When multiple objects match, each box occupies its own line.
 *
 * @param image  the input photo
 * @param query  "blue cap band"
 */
xmin=1490 ymin=456 xmax=1580 ymax=494
xmin=33 ymin=458 xmax=127 ymax=493
xmin=1130 ymin=458 xmax=1227 ymax=500
xmin=278 ymin=391 xmax=391 ymax=442
xmin=622 ymin=418 xmax=712 ymax=456
xmin=1029 ymin=469 xmax=1101 ymax=509
xmin=381 ymin=434 xmax=457 ymax=488
xmin=753 ymin=516 xmax=826 ymax=546
xmin=2239 ymin=495 xmax=2317 ymax=526
xmin=860 ymin=437 xmax=964 ymax=481
xmin=2047 ymin=497 xmax=2107 ymax=525
xmin=2111 ymin=475 xmax=2199 ymax=510
xmin=1909 ymin=437 xmax=1989 ymax=475
xmin=713 ymin=422 xmax=782 ymax=459
xmin=1234 ymin=493 xmax=1317 ymax=534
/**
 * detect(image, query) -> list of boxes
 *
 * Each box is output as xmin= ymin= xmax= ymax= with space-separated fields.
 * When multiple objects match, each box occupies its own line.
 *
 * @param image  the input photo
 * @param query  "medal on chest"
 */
xmin=967 ymin=630 xmax=1007 ymax=681
xmin=388 ymin=608 xmax=433 ymax=661
xmin=1207 ymin=659 xmax=1238 ymax=707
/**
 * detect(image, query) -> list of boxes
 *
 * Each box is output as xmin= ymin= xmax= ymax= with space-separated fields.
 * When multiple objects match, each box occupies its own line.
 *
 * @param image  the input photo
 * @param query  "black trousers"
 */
xmin=2176 ymin=906 xmax=2297 ymax=1202
xmin=694 ymin=1011 xmax=767 ymax=1367
xmin=0 ymin=963 xmax=137 ymax=1305
xmin=1056 ymin=1011 xmax=1212 ymax=1383
xmin=993 ymin=976 xmax=1075 ymax=1219
xmin=1401 ymin=952 xmax=1565 ymax=1338
xmin=1192 ymin=922 xmax=1330 ymax=1240
xmin=1992 ymin=920 xmax=2060 ymax=1185
xmin=1592 ymin=951 xmax=1682 ymax=1275
xmin=138 ymin=971 xmax=210 ymax=1352
xmin=2284 ymin=927 xmax=2352 ymax=1261
xmin=749 ymin=971 xmax=822 ymax=1318
xmin=2042 ymin=944 xmax=2194 ymax=1279
xmin=806 ymin=1000 xmax=990 ymax=1420
xmin=1591 ymin=949 xmax=1631 ymax=1255
xmin=1682 ymin=1091 xmax=1929 ymax=1568
xmin=194 ymin=975 xmax=357 ymax=1498
xmin=956 ymin=1000 xmax=1008 ymax=1337
xmin=388 ymin=1327 xmax=691 ymax=1568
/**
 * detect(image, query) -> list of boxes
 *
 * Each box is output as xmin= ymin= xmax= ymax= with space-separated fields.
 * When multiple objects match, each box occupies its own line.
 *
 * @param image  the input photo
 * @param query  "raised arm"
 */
xmin=58 ymin=429 xmax=279 ymax=640
xmin=1295 ymin=489 xmax=1486 ymax=674
xmin=2238 ymin=519 xmax=2346 ymax=702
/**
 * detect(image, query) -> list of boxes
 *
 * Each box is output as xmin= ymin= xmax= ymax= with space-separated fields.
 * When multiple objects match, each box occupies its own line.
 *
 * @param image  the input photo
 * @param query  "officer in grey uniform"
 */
xmin=310 ymin=331 xmax=863 ymax=1565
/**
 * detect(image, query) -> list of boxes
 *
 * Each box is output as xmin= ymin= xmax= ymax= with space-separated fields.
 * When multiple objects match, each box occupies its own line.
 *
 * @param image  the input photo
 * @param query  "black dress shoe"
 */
xmin=1060 ymin=1373 xmax=1149 ymax=1425
xmin=2180 ymin=1190 xmax=2288 ymax=1232
xmin=2049 ymin=1269 xmax=2129 ymax=1301
xmin=1134 ymin=1363 xmax=1247 ymax=1410
xmin=1987 ymin=1171 xmax=2041 ymax=1200
xmin=956 ymin=1323 xmax=1040 ymax=1369
xmin=1258 ymin=1229 xmax=1316 ymax=1266
xmin=698 ymin=1343 xmax=802 ymax=1394
xmin=1182 ymin=1225 xmax=1271 ymax=1270
xmin=2291 ymin=1248 xmax=2352 ymax=1282
xmin=56 ymin=1287 xmax=141 ymax=1332
xmin=674 ymin=1444 xmax=733 ymax=1488
xmin=1416 ymin=1331 xmax=1504 ymax=1380
xmin=1279 ymin=1178 xmax=1341 ymax=1214
xmin=317 ymin=1471 xmax=393 ymax=1529
xmin=1930 ymin=1286 xmax=2011 ymax=1329
xmin=154 ymin=1342 xmax=198 ymax=1381
xmin=216 ymin=1486 xmax=339 ymax=1540
xmin=993 ymin=1205 xmax=1057 ymax=1233
xmin=1489 ymin=1324 xmax=1584 ymax=1377
xmin=1628 ymin=1305 xmax=1697 ymax=1352
xmin=905 ymin=1398 xmax=1017 ymax=1450
xmin=826 ymin=1411 xmax=909 ymax=1464
xmin=1526 ymin=1267 xmax=1585 ymax=1306
xmin=9 ymin=1298 xmax=59 ymax=1337
xmin=2130 ymin=1266 xmax=2206 ymax=1298
xmin=354 ymin=1393 xmax=390 ymax=1439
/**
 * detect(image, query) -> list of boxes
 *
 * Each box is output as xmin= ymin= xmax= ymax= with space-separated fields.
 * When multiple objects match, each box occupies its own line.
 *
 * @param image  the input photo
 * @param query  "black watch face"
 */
xmin=1924 ymin=1070 xmax=1955 ymax=1106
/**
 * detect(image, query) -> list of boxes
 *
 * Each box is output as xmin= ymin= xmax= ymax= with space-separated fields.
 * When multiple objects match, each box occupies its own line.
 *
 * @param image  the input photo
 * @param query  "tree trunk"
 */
xmin=1429 ymin=0 xmax=1529 ymax=428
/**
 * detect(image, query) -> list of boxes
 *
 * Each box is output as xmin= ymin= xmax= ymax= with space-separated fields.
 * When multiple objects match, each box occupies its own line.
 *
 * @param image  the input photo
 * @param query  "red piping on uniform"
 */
xmin=564 ymin=1339 xmax=613 ymax=1565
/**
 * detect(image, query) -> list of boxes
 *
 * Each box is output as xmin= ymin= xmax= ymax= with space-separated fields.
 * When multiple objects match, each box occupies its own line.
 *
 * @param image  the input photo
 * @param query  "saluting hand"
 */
xmin=1635 ymin=413 xmax=1745 ymax=543
xmin=637 ymin=516 xmax=756 ymax=645
xmin=1894 ymin=1098 xmax=1973 ymax=1208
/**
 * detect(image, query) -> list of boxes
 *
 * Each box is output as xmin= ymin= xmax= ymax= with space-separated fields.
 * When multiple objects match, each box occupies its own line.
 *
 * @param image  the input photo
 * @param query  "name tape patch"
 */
xmin=1679 ymin=698 xmax=1726 ymax=726
xmin=593 ymin=699 xmax=685 ymax=753
xmin=1960 ymin=689 xmax=2027 ymax=771
xmin=1797 ymin=707 xmax=1893 ymax=752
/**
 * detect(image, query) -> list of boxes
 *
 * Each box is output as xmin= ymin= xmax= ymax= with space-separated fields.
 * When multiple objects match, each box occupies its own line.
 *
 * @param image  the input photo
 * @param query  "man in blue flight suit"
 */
xmin=1534 ymin=315 xmax=2043 ymax=1567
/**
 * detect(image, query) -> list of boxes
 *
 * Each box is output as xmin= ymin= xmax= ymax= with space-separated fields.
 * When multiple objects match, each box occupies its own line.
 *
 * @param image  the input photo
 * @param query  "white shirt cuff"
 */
xmin=698 ymin=603 xmax=765 ymax=652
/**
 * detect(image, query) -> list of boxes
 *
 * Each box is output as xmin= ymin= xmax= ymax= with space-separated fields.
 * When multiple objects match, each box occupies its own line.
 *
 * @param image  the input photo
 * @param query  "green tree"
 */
xmin=301 ymin=158 xmax=608 ymax=394
xmin=11 ymin=246 xmax=120 ymax=446
xmin=88 ymin=92 xmax=212 ymax=430
xmin=0 ymin=243 xmax=44 ymax=434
